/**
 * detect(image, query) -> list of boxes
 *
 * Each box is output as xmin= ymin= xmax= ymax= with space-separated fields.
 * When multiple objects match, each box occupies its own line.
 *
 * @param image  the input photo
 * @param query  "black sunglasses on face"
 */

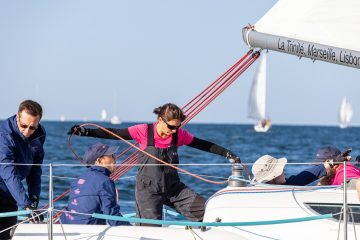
xmin=18 ymin=118 xmax=38 ymax=131
xmin=162 ymin=118 xmax=181 ymax=130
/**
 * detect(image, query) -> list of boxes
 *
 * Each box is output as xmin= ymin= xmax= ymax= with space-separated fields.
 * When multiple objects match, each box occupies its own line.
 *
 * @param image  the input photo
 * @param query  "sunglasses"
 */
xmin=162 ymin=118 xmax=181 ymax=130
xmin=18 ymin=118 xmax=38 ymax=131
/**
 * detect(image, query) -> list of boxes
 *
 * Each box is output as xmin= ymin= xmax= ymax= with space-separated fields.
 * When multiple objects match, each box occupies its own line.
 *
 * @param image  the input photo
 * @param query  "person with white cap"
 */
xmin=60 ymin=142 xmax=129 ymax=226
xmin=252 ymin=154 xmax=330 ymax=186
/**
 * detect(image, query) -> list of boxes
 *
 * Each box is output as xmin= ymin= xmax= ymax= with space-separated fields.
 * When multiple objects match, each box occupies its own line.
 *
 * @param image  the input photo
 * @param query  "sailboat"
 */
xmin=110 ymin=115 xmax=122 ymax=125
xmin=339 ymin=97 xmax=353 ymax=128
xmin=247 ymin=51 xmax=271 ymax=132
xmin=100 ymin=109 xmax=107 ymax=122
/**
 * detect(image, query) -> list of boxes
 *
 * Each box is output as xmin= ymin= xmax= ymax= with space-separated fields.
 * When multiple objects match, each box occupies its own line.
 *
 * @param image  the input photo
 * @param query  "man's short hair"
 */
xmin=18 ymin=100 xmax=43 ymax=119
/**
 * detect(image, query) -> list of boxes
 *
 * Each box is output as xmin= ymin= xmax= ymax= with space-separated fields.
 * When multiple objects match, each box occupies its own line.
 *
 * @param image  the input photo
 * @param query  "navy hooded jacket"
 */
xmin=285 ymin=164 xmax=327 ymax=186
xmin=0 ymin=115 xmax=46 ymax=208
xmin=60 ymin=166 xmax=129 ymax=226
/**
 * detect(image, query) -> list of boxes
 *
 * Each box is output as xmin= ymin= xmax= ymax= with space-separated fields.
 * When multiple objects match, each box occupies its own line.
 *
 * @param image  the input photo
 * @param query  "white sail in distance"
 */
xmin=100 ymin=109 xmax=107 ymax=121
xmin=248 ymin=52 xmax=267 ymax=121
xmin=339 ymin=97 xmax=353 ymax=128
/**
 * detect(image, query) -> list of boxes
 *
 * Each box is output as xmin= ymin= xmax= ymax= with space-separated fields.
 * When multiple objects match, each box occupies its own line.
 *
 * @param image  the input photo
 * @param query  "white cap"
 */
xmin=252 ymin=155 xmax=287 ymax=183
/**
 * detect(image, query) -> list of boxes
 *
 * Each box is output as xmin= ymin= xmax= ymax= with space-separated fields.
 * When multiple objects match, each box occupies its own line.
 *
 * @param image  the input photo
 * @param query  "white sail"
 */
xmin=248 ymin=52 xmax=267 ymax=121
xmin=242 ymin=0 xmax=360 ymax=69
xmin=339 ymin=97 xmax=353 ymax=128
xmin=110 ymin=115 xmax=122 ymax=125
xmin=100 ymin=109 xmax=107 ymax=121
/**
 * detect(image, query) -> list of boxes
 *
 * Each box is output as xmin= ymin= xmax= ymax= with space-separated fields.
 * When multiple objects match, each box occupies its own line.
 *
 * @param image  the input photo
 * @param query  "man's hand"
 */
xmin=29 ymin=195 xmax=39 ymax=209
xmin=226 ymin=151 xmax=241 ymax=164
xmin=24 ymin=205 xmax=44 ymax=223
xmin=67 ymin=125 xmax=88 ymax=136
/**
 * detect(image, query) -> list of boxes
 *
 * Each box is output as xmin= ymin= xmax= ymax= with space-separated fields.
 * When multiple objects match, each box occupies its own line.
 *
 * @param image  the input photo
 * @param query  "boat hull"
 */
xmin=12 ymin=223 xmax=247 ymax=240
xmin=204 ymin=185 xmax=360 ymax=239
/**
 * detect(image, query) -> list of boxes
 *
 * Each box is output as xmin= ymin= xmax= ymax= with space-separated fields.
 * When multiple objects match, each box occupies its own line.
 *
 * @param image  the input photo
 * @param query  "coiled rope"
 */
xmin=49 ymin=50 xmax=261 ymax=209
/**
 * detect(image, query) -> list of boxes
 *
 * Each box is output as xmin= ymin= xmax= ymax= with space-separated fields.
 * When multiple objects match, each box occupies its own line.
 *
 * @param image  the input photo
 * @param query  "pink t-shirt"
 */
xmin=331 ymin=163 xmax=360 ymax=185
xmin=128 ymin=123 xmax=194 ymax=150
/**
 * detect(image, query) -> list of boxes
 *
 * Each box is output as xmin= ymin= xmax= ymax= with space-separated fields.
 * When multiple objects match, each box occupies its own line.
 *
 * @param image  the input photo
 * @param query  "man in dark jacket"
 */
xmin=0 ymin=100 xmax=46 ymax=239
xmin=60 ymin=142 xmax=129 ymax=226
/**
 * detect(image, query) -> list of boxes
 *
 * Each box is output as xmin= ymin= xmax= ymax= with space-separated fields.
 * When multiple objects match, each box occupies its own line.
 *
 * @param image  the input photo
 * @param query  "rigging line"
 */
xmin=57 ymin=217 xmax=68 ymax=240
xmin=111 ymin=155 xmax=138 ymax=179
xmin=111 ymin=156 xmax=137 ymax=178
xmin=349 ymin=207 xmax=358 ymax=240
xmin=80 ymin=123 xmax=227 ymax=185
xmin=183 ymin=51 xmax=259 ymax=120
xmin=0 ymin=210 xmax=48 ymax=234
xmin=40 ymin=189 xmax=70 ymax=210
xmin=185 ymin=227 xmax=197 ymax=240
xmin=183 ymin=51 xmax=260 ymax=125
xmin=115 ymin=146 xmax=134 ymax=159
xmin=182 ymin=50 xmax=254 ymax=113
xmin=182 ymin=50 xmax=253 ymax=112
xmin=67 ymin=133 xmax=82 ymax=162
xmin=42 ymin=174 xmax=77 ymax=180
xmin=2 ymin=161 xmax=333 ymax=167
xmin=110 ymin=152 xmax=138 ymax=179
xmin=50 ymin=206 xmax=67 ymax=224
xmin=183 ymin=52 xmax=257 ymax=122
xmin=112 ymin=161 xmax=137 ymax=181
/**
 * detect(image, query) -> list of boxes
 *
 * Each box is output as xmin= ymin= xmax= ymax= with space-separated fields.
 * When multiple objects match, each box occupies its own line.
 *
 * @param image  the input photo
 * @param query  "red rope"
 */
xmin=47 ymin=51 xmax=261 ymax=210
xmin=183 ymin=52 xmax=260 ymax=125
xmin=182 ymin=49 xmax=253 ymax=113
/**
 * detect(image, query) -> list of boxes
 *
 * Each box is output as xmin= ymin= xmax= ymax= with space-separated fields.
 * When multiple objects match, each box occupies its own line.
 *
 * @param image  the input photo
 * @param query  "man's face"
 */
xmin=16 ymin=111 xmax=40 ymax=138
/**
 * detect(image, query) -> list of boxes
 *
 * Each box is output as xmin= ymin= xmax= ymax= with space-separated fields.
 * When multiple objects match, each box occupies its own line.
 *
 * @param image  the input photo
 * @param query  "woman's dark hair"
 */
xmin=319 ymin=168 xmax=336 ymax=185
xmin=18 ymin=100 xmax=43 ymax=119
xmin=153 ymin=103 xmax=186 ymax=122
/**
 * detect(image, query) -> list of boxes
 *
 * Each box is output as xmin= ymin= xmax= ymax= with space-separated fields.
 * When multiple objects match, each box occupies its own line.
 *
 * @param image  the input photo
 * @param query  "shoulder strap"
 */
xmin=147 ymin=124 xmax=154 ymax=146
xmin=171 ymin=131 xmax=178 ymax=147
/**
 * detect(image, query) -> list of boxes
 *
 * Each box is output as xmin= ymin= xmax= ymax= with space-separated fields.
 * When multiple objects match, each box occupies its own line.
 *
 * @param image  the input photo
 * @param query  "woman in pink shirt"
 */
xmin=69 ymin=103 xmax=240 ymax=225
xmin=318 ymin=147 xmax=360 ymax=186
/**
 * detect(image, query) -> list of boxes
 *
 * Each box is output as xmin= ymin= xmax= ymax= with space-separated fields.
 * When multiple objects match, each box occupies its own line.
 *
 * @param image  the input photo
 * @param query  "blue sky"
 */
xmin=1 ymin=1 xmax=359 ymax=126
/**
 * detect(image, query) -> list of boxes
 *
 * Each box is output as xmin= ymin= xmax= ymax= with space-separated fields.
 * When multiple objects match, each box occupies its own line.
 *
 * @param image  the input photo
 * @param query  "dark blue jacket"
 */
xmin=0 ymin=115 xmax=46 ymax=208
xmin=285 ymin=164 xmax=327 ymax=186
xmin=61 ymin=166 xmax=128 ymax=226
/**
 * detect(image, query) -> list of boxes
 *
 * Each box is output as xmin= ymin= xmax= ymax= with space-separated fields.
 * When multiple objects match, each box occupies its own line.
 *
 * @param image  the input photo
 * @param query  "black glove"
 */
xmin=24 ymin=201 xmax=44 ymax=223
xmin=335 ymin=148 xmax=352 ymax=162
xmin=29 ymin=195 xmax=39 ymax=209
xmin=67 ymin=125 xmax=88 ymax=136
xmin=226 ymin=151 xmax=241 ymax=163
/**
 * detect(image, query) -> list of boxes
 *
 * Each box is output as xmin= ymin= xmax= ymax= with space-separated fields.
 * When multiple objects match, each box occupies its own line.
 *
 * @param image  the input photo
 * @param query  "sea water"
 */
xmin=38 ymin=121 xmax=360 ymax=214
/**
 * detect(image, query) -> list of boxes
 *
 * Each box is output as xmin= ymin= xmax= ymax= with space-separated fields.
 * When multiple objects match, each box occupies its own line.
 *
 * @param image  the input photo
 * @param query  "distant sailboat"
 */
xmin=247 ymin=52 xmax=271 ymax=132
xmin=110 ymin=115 xmax=122 ymax=125
xmin=100 ymin=109 xmax=107 ymax=121
xmin=339 ymin=97 xmax=353 ymax=128
xmin=60 ymin=115 xmax=65 ymax=122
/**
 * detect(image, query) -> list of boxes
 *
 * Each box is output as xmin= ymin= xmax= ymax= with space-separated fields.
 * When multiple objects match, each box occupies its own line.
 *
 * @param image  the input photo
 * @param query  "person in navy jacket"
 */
xmin=0 ymin=100 xmax=46 ymax=239
xmin=251 ymin=154 xmax=331 ymax=185
xmin=60 ymin=142 xmax=129 ymax=226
